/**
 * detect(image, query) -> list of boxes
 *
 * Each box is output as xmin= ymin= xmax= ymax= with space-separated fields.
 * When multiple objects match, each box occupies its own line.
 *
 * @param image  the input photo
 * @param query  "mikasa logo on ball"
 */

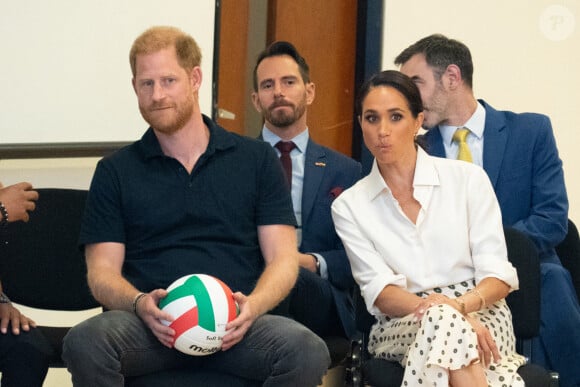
xmin=188 ymin=344 xmax=222 ymax=354
xmin=159 ymin=274 xmax=239 ymax=356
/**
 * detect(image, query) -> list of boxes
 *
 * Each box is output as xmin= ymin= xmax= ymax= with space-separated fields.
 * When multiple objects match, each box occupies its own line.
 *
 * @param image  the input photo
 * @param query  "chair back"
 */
xmin=354 ymin=286 xmax=375 ymax=335
xmin=0 ymin=188 xmax=98 ymax=311
xmin=504 ymin=227 xmax=541 ymax=339
xmin=555 ymin=219 xmax=580 ymax=300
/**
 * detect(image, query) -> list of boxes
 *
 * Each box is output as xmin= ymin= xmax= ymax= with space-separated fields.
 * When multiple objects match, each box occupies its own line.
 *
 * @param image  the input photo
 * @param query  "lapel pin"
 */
xmin=315 ymin=162 xmax=326 ymax=167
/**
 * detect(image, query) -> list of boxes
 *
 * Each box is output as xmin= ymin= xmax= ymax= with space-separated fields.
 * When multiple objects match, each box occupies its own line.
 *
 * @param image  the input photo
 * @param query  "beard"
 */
xmin=139 ymin=93 xmax=194 ymax=135
xmin=421 ymin=82 xmax=447 ymax=130
xmin=261 ymin=96 xmax=307 ymax=128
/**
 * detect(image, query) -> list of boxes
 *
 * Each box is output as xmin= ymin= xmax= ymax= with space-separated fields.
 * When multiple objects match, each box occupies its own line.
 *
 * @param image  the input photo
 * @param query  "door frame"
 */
xmin=212 ymin=0 xmax=384 ymax=165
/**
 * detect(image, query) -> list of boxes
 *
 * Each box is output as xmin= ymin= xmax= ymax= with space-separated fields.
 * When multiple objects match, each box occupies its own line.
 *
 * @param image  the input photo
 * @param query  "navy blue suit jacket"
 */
xmin=300 ymin=139 xmax=362 ymax=337
xmin=422 ymin=100 xmax=568 ymax=261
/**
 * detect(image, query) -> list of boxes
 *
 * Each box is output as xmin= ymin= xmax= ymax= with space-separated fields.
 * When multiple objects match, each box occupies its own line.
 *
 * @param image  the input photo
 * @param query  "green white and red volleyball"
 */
xmin=159 ymin=274 xmax=239 ymax=356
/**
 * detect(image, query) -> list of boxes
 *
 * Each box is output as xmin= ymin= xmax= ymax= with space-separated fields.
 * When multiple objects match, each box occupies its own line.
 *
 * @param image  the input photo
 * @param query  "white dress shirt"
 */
xmin=331 ymin=148 xmax=518 ymax=315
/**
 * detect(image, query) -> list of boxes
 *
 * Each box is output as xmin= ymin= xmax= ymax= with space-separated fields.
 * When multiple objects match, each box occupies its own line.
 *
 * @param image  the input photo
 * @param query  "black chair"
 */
xmin=504 ymin=227 xmax=541 ymax=360
xmin=555 ymin=219 xmax=580 ymax=301
xmin=345 ymin=227 xmax=558 ymax=387
xmin=0 ymin=188 xmax=100 ymax=367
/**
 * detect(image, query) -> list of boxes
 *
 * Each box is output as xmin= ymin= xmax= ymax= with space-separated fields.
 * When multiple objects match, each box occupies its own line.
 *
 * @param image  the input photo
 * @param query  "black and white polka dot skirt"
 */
xmin=368 ymin=280 xmax=526 ymax=386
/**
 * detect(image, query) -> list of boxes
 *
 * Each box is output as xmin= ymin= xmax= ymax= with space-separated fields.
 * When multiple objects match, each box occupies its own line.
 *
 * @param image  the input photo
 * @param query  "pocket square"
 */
xmin=329 ymin=186 xmax=344 ymax=200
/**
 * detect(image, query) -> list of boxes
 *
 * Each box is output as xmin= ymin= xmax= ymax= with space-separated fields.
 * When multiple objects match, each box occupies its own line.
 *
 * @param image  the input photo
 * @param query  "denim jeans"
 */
xmin=63 ymin=310 xmax=330 ymax=386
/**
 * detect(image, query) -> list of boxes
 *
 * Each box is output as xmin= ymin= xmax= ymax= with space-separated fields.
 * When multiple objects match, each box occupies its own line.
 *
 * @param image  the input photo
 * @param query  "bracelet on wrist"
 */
xmin=469 ymin=288 xmax=486 ymax=310
xmin=0 ymin=292 xmax=11 ymax=304
xmin=0 ymin=202 xmax=8 ymax=228
xmin=454 ymin=297 xmax=466 ymax=315
xmin=132 ymin=292 xmax=147 ymax=314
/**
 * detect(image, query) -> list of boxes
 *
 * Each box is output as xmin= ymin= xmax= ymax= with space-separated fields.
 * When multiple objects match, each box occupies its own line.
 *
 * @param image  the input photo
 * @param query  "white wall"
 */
xmin=382 ymin=0 xmax=579 ymax=223
xmin=0 ymin=0 xmax=216 ymax=144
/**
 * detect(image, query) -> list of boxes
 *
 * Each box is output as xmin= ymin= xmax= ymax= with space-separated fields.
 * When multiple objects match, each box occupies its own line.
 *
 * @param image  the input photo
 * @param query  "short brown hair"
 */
xmin=129 ymin=26 xmax=202 ymax=77
xmin=394 ymin=34 xmax=474 ymax=89
xmin=253 ymin=41 xmax=310 ymax=91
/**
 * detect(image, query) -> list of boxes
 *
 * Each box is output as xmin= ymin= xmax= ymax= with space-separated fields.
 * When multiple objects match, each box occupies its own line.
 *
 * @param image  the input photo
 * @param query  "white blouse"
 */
xmin=331 ymin=148 xmax=518 ymax=316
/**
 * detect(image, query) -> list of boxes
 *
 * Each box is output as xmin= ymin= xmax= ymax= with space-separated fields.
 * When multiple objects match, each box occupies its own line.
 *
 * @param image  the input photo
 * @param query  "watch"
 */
xmin=0 ymin=292 xmax=10 ymax=304
xmin=312 ymin=255 xmax=321 ymax=275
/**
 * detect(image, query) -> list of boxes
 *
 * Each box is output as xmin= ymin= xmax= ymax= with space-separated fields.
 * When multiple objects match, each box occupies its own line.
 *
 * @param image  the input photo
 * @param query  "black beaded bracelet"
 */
xmin=0 ymin=202 xmax=8 ymax=228
xmin=132 ymin=292 xmax=147 ymax=314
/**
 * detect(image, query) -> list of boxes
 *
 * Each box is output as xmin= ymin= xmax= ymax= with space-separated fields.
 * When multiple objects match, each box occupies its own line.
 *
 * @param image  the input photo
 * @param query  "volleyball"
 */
xmin=159 ymin=274 xmax=239 ymax=356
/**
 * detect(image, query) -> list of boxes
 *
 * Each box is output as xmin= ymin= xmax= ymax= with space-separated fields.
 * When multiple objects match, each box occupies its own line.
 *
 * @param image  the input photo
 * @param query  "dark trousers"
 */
xmin=0 ymin=326 xmax=52 ymax=387
xmin=289 ymin=267 xmax=346 ymax=338
xmin=531 ymin=262 xmax=580 ymax=387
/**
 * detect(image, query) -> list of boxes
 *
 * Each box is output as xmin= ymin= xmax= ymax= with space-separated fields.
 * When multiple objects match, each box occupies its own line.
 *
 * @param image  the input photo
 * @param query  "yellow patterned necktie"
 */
xmin=452 ymin=127 xmax=472 ymax=163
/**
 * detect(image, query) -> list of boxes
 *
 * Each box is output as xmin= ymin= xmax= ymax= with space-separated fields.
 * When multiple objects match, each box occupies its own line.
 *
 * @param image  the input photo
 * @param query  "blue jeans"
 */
xmin=62 ymin=310 xmax=330 ymax=387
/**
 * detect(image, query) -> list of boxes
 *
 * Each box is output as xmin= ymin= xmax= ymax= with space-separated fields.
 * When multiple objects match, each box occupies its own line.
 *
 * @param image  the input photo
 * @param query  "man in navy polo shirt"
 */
xmin=62 ymin=26 xmax=330 ymax=387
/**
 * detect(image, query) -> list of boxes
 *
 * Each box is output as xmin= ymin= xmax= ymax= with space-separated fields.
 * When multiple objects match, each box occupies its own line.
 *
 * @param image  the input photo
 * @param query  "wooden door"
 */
xmin=214 ymin=0 xmax=249 ymax=134
xmin=267 ymin=0 xmax=358 ymax=156
xmin=216 ymin=0 xmax=358 ymax=156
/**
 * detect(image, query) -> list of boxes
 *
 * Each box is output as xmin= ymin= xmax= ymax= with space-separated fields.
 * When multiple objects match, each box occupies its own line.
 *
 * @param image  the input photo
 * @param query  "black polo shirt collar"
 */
xmin=137 ymin=114 xmax=236 ymax=161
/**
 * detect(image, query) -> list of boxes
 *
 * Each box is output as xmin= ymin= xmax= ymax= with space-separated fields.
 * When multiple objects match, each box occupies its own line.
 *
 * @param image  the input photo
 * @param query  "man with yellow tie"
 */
xmin=395 ymin=33 xmax=579 ymax=387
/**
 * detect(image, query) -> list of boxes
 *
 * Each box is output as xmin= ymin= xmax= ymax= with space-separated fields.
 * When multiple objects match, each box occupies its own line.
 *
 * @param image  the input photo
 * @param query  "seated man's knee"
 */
xmin=274 ymin=317 xmax=331 ymax=370
xmin=63 ymin=311 xmax=126 ymax=362
xmin=298 ymin=329 xmax=331 ymax=369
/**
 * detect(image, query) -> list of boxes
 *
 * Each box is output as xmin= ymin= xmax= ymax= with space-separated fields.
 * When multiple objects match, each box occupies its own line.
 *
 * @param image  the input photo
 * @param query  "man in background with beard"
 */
xmin=252 ymin=41 xmax=362 ymax=341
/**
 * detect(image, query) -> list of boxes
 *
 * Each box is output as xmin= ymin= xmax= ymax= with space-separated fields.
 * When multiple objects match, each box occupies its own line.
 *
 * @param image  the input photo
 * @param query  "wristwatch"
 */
xmin=312 ymin=255 xmax=321 ymax=275
xmin=0 ymin=292 xmax=10 ymax=304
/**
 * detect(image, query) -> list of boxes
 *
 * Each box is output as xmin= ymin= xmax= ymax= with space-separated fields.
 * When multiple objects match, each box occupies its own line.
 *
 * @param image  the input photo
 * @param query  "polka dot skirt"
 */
xmin=368 ymin=281 xmax=526 ymax=386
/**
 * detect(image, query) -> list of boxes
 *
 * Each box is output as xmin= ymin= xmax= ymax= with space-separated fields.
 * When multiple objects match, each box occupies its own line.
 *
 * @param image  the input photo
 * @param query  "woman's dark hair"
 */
xmin=355 ymin=70 xmax=424 ymax=118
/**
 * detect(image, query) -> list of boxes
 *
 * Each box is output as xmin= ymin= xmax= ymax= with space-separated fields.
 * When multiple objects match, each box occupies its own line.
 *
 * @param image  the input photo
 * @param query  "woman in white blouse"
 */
xmin=331 ymin=70 xmax=525 ymax=387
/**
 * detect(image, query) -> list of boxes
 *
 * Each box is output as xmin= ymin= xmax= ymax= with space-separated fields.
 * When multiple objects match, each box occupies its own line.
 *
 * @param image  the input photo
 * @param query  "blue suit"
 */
xmin=422 ymin=100 xmax=580 ymax=387
xmin=262 ymin=133 xmax=362 ymax=339
xmin=294 ymin=139 xmax=362 ymax=338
